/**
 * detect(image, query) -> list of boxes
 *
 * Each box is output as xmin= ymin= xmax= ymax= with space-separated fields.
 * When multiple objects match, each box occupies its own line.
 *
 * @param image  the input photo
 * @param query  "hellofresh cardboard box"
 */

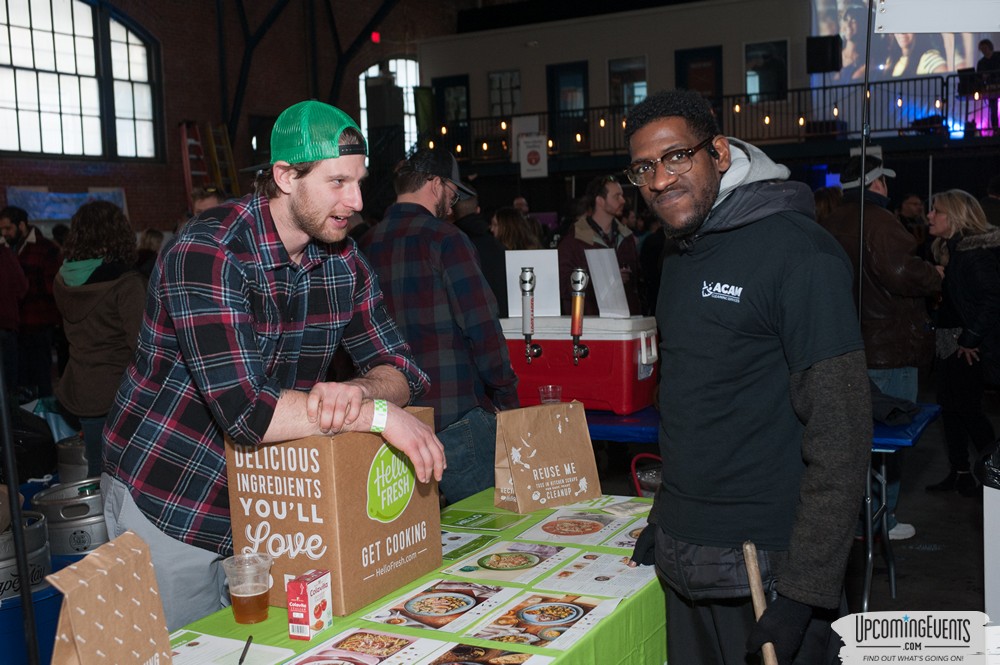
xmin=225 ymin=407 xmax=442 ymax=615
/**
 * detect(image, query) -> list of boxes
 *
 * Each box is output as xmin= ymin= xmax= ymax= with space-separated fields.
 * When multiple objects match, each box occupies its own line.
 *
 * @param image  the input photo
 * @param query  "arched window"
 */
xmin=358 ymin=58 xmax=419 ymax=153
xmin=0 ymin=0 xmax=160 ymax=158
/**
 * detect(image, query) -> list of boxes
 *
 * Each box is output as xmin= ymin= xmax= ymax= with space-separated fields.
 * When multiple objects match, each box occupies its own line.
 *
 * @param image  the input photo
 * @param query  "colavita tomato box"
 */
xmin=287 ymin=568 xmax=332 ymax=640
xmin=225 ymin=406 xmax=442 ymax=616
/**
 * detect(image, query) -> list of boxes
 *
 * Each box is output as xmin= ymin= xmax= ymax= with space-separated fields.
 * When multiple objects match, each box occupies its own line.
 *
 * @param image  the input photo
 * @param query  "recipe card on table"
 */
xmin=468 ymin=592 xmax=620 ymax=651
xmin=513 ymin=509 xmax=633 ymax=546
xmin=362 ymin=579 xmax=521 ymax=633
xmin=532 ymin=551 xmax=657 ymax=598
xmin=440 ymin=508 xmax=533 ymax=532
xmin=562 ymin=495 xmax=652 ymax=517
xmin=168 ymin=631 xmax=294 ymax=665
xmin=284 ymin=627 xmax=442 ymax=664
xmin=441 ymin=530 xmax=499 ymax=560
xmin=420 ymin=642 xmax=555 ymax=664
xmin=442 ymin=541 xmax=574 ymax=585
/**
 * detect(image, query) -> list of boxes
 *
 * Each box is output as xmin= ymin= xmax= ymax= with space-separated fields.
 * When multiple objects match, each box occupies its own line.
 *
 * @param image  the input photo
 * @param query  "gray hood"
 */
xmin=686 ymin=138 xmax=815 ymax=244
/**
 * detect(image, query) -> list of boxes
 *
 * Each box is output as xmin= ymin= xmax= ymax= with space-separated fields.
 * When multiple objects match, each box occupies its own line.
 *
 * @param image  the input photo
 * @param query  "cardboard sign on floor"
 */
xmin=226 ymin=406 xmax=442 ymax=616
xmin=47 ymin=531 xmax=171 ymax=664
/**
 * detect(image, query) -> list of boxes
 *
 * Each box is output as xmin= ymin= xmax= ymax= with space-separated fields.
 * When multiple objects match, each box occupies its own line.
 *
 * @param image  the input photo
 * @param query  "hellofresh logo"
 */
xmin=832 ymin=611 xmax=989 ymax=663
xmin=366 ymin=444 xmax=415 ymax=523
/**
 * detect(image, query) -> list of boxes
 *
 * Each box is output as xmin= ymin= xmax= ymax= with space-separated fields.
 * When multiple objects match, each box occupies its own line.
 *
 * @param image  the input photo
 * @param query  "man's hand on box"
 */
xmin=382 ymin=403 xmax=446 ymax=485
xmin=306 ymin=382 xmax=366 ymax=433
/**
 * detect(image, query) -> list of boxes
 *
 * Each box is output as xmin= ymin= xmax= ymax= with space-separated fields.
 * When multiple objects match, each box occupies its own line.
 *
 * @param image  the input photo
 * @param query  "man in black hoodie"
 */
xmin=625 ymin=89 xmax=871 ymax=665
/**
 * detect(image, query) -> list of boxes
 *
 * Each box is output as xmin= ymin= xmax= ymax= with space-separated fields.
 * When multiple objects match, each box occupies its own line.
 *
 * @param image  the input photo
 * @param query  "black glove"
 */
xmin=630 ymin=525 xmax=656 ymax=566
xmin=745 ymin=594 xmax=812 ymax=665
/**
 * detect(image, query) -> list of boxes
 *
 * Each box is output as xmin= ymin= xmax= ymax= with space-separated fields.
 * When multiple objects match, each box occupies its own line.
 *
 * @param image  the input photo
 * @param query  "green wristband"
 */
xmin=370 ymin=399 xmax=388 ymax=433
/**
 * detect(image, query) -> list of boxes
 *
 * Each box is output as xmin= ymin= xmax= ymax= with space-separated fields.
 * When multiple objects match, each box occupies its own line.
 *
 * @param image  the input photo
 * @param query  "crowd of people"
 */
xmin=2 ymin=91 xmax=1000 ymax=664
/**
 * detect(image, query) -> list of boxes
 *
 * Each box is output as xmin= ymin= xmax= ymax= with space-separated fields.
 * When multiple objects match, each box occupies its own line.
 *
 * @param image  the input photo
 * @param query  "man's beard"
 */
xmin=658 ymin=179 xmax=719 ymax=240
xmin=434 ymin=190 xmax=451 ymax=220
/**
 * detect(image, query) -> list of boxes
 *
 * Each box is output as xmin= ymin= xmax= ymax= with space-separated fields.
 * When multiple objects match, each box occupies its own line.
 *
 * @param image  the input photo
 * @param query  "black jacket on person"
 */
xmin=937 ymin=228 xmax=1000 ymax=353
xmin=455 ymin=212 xmax=509 ymax=317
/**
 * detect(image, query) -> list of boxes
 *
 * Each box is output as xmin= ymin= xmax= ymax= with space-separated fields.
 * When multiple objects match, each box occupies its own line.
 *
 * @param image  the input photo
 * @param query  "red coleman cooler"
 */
xmin=501 ymin=316 xmax=659 ymax=414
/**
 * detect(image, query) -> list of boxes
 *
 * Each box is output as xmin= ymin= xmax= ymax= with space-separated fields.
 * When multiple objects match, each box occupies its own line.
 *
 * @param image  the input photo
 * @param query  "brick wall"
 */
xmin=0 ymin=0 xmax=461 ymax=230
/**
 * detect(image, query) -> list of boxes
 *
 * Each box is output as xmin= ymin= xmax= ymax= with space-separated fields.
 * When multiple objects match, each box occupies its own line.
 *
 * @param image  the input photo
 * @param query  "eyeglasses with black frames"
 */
xmin=624 ymin=136 xmax=715 ymax=187
xmin=442 ymin=178 xmax=460 ymax=208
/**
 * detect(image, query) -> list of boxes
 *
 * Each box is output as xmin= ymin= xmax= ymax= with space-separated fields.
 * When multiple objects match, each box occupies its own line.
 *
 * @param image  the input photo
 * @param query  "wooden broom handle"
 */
xmin=743 ymin=540 xmax=779 ymax=665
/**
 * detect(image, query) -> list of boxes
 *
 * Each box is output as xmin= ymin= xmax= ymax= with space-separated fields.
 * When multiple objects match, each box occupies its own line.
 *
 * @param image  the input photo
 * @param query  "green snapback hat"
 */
xmin=270 ymin=100 xmax=367 ymax=165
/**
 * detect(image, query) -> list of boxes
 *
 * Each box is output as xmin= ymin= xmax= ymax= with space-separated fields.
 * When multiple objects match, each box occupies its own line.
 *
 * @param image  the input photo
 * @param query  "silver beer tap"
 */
xmin=519 ymin=267 xmax=542 ymax=363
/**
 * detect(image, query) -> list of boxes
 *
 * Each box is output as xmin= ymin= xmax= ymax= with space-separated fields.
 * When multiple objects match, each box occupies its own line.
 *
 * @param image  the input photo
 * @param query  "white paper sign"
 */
xmin=506 ymin=249 xmax=561 ymax=317
xmin=584 ymin=248 xmax=631 ymax=318
xmin=518 ymin=133 xmax=549 ymax=179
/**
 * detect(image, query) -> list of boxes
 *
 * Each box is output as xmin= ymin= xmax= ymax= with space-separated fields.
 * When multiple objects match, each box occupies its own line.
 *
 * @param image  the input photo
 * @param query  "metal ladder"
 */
xmin=179 ymin=121 xmax=240 ymax=212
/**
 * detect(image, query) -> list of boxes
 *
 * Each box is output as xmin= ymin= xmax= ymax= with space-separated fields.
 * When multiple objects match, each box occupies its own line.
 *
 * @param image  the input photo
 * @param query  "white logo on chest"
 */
xmin=702 ymin=281 xmax=743 ymax=303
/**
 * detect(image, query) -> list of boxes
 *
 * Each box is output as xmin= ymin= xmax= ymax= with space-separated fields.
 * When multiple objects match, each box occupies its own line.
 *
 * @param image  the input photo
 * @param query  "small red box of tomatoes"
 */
xmin=286 ymin=569 xmax=332 ymax=640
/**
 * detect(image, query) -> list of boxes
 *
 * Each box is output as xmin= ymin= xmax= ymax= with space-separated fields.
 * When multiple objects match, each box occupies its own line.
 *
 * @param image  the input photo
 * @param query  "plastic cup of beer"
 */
xmin=222 ymin=552 xmax=272 ymax=624
xmin=538 ymin=384 xmax=562 ymax=403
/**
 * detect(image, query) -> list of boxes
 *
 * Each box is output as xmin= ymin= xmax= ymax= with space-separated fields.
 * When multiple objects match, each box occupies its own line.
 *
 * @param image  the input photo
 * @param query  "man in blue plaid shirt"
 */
xmin=101 ymin=101 xmax=445 ymax=630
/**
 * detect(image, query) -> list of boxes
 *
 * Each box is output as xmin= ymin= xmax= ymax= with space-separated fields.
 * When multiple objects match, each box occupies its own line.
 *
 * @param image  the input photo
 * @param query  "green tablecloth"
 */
xmin=183 ymin=489 xmax=667 ymax=664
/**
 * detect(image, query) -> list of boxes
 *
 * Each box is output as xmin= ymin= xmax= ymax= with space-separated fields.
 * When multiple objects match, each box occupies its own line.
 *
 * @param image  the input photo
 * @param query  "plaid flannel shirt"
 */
xmin=103 ymin=193 xmax=428 ymax=555
xmin=360 ymin=202 xmax=518 ymax=431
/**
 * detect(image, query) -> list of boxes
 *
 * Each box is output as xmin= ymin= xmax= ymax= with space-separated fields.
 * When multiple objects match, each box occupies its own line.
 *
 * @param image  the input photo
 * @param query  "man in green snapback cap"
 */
xmin=102 ymin=99 xmax=445 ymax=630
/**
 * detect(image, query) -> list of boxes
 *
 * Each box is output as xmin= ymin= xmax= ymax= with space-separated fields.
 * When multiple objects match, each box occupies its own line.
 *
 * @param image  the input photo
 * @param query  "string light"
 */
xmin=482 ymin=141 xmax=488 ymax=151
xmin=833 ymin=104 xmax=839 ymax=117
xmin=500 ymin=120 xmax=507 ymax=130
xmin=897 ymin=96 xmax=903 ymax=108
xmin=456 ymin=144 xmax=462 ymax=153
xmin=428 ymin=140 xmax=435 ymax=149
xmin=547 ymin=139 xmax=553 ymax=148
xmin=798 ymin=116 xmax=805 ymax=126
xmin=440 ymin=126 xmax=447 ymax=135
xmin=934 ymin=99 xmax=941 ymax=109
xmin=763 ymin=115 xmax=771 ymax=125
xmin=575 ymin=133 xmax=583 ymax=143
xmin=734 ymin=103 xmax=741 ymax=113
xmin=599 ymin=118 xmax=606 ymax=128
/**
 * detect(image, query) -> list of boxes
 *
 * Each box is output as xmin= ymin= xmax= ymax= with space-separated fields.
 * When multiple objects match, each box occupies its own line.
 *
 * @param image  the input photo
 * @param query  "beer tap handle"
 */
xmin=569 ymin=268 xmax=589 ymax=365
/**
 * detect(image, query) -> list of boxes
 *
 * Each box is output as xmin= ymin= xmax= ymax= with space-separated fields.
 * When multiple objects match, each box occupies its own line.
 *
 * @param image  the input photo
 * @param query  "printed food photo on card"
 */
xmin=532 ymin=552 xmax=657 ymax=598
xmin=442 ymin=541 xmax=573 ymax=584
xmin=285 ymin=627 xmax=441 ymax=664
xmin=513 ymin=509 xmax=631 ymax=545
xmin=363 ymin=579 xmax=521 ymax=632
xmin=422 ymin=642 xmax=555 ymax=664
xmin=603 ymin=520 xmax=648 ymax=549
xmin=468 ymin=593 xmax=620 ymax=650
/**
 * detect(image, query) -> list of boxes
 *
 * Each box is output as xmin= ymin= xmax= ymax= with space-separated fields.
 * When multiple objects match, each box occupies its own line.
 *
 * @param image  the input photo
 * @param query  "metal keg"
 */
xmin=31 ymin=480 xmax=108 ymax=555
xmin=56 ymin=436 xmax=89 ymax=483
xmin=0 ymin=511 xmax=51 ymax=600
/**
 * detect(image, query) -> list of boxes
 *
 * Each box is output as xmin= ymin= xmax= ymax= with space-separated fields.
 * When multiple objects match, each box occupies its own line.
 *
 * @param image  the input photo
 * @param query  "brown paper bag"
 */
xmin=47 ymin=531 xmax=172 ymax=665
xmin=494 ymin=401 xmax=602 ymax=513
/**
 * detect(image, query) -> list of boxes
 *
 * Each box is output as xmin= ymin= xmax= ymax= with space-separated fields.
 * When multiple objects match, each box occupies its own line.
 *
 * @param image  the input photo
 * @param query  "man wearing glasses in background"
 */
xmin=625 ymin=89 xmax=871 ymax=664
xmin=557 ymin=174 xmax=642 ymax=315
xmin=360 ymin=148 xmax=519 ymax=505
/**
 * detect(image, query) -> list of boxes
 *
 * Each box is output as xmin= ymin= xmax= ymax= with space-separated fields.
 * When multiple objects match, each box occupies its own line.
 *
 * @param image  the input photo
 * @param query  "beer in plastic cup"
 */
xmin=222 ymin=552 xmax=272 ymax=624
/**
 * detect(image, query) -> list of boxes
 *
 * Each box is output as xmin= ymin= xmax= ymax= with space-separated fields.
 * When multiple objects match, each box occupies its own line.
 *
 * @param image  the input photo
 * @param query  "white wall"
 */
xmin=417 ymin=0 xmax=812 ymax=116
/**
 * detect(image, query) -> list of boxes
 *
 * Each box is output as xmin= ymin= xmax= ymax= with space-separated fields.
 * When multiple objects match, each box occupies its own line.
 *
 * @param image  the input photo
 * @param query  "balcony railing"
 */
xmin=430 ymin=74 xmax=995 ymax=164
